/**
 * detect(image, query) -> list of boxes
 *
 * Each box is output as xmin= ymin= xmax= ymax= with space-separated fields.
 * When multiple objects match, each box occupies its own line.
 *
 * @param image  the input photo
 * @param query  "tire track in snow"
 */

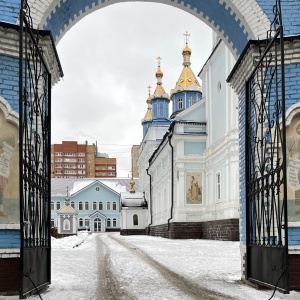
xmin=108 ymin=234 xmax=235 ymax=300
xmin=95 ymin=234 xmax=132 ymax=300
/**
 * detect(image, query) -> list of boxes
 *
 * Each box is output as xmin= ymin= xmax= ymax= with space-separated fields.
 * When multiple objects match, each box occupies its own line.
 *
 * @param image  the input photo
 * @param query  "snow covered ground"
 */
xmin=1 ymin=232 xmax=299 ymax=300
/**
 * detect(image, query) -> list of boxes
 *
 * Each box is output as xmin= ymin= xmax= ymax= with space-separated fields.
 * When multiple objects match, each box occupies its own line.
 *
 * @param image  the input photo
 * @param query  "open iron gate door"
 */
xmin=245 ymin=0 xmax=289 ymax=293
xmin=19 ymin=1 xmax=51 ymax=297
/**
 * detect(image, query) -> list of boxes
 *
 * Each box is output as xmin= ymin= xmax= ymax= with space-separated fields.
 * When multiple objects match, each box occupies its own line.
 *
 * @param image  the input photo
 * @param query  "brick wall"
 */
xmin=257 ymin=0 xmax=300 ymax=36
xmin=289 ymin=255 xmax=300 ymax=290
xmin=0 ymin=0 xmax=20 ymax=23
xmin=288 ymin=227 xmax=300 ymax=246
xmin=0 ymin=230 xmax=20 ymax=248
xmin=0 ymin=54 xmax=19 ymax=113
xmin=148 ymin=219 xmax=239 ymax=241
xmin=0 ymin=257 xmax=19 ymax=295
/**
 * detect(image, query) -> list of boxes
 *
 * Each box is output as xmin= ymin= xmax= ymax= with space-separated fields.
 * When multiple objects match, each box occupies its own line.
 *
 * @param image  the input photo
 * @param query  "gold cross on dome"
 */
xmin=156 ymin=56 xmax=162 ymax=67
xmin=147 ymin=85 xmax=152 ymax=95
xmin=184 ymin=31 xmax=190 ymax=46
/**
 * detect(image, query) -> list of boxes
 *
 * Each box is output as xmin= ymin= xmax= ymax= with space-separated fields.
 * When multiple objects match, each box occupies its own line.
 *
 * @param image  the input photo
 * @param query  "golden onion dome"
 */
xmin=182 ymin=45 xmax=191 ymax=55
xmin=146 ymin=95 xmax=152 ymax=104
xmin=156 ymin=67 xmax=163 ymax=77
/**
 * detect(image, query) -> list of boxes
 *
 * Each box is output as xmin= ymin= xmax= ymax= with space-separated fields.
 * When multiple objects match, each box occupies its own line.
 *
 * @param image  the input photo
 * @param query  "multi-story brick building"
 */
xmin=51 ymin=141 xmax=117 ymax=178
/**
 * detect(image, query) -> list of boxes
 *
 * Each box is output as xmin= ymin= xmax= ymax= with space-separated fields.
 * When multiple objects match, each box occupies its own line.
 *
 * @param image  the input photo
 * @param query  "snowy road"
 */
xmin=96 ymin=233 xmax=234 ymax=300
xmin=1 ymin=232 xmax=299 ymax=300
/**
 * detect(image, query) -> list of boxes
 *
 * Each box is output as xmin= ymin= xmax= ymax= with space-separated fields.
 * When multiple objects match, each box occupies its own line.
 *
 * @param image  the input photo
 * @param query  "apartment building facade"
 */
xmin=51 ymin=141 xmax=117 ymax=178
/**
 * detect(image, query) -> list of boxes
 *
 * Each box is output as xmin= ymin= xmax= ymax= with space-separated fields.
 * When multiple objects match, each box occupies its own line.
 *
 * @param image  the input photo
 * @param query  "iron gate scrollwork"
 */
xmin=245 ymin=0 xmax=289 ymax=293
xmin=19 ymin=0 xmax=51 ymax=297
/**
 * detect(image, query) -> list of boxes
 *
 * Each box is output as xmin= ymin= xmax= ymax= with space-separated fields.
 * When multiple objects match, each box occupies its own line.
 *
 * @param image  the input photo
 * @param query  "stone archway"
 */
xmin=3 ymin=0 xmax=273 ymax=58
xmin=38 ymin=0 xmax=270 ymax=58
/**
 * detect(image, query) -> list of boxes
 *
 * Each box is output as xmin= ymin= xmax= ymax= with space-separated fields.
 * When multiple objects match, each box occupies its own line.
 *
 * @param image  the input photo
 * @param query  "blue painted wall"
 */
xmin=0 ymin=230 xmax=20 ymax=248
xmin=0 ymin=0 xmax=21 ymax=23
xmin=257 ymin=0 xmax=300 ymax=36
xmin=51 ymin=181 xmax=121 ymax=231
xmin=184 ymin=142 xmax=206 ymax=155
xmin=0 ymin=55 xmax=19 ymax=112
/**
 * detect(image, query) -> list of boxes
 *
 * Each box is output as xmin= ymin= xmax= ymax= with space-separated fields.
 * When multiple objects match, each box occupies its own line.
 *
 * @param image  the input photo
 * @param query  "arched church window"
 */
xmin=107 ymin=218 xmax=111 ymax=227
xmin=113 ymin=202 xmax=117 ymax=210
xmin=79 ymin=218 xmax=83 ymax=227
xmin=133 ymin=214 xmax=139 ymax=226
xmin=178 ymin=98 xmax=183 ymax=110
xmin=113 ymin=218 xmax=117 ymax=227
xmin=93 ymin=201 xmax=97 ymax=210
xmin=63 ymin=219 xmax=70 ymax=231
xmin=51 ymin=219 xmax=55 ymax=227
xmin=51 ymin=201 xmax=54 ymax=210
xmin=56 ymin=201 xmax=61 ymax=210
xmin=79 ymin=202 xmax=83 ymax=210
xmin=71 ymin=201 xmax=75 ymax=208
xmin=189 ymin=96 xmax=194 ymax=106
xmin=99 ymin=202 xmax=103 ymax=210
xmin=85 ymin=219 xmax=89 ymax=227
xmin=107 ymin=202 xmax=111 ymax=210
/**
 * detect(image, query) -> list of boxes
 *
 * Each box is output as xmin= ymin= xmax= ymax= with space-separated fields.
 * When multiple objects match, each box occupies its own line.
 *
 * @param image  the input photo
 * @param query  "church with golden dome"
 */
xmin=137 ymin=32 xmax=240 ymax=240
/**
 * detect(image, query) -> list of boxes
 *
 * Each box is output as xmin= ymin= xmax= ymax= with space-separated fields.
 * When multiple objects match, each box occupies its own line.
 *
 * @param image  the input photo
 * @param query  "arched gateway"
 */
xmin=0 ymin=0 xmax=300 ymax=298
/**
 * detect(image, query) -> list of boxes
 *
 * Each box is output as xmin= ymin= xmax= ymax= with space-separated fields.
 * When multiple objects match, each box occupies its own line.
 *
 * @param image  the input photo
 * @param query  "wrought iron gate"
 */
xmin=245 ymin=0 xmax=289 ymax=293
xmin=19 ymin=0 xmax=51 ymax=297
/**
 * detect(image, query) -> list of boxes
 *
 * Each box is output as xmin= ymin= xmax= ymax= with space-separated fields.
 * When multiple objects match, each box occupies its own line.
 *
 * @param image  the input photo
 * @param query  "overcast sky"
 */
xmin=51 ymin=2 xmax=213 ymax=177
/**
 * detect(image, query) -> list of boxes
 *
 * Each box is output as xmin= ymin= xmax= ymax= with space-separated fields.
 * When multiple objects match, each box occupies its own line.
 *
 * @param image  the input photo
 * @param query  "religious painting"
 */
xmin=186 ymin=172 xmax=202 ymax=204
xmin=0 ymin=99 xmax=19 ymax=224
xmin=286 ymin=111 xmax=300 ymax=222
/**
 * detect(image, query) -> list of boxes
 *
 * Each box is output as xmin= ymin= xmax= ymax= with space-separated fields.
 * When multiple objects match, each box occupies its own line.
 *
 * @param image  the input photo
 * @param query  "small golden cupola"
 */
xmin=130 ymin=178 xmax=135 ymax=193
xmin=143 ymin=86 xmax=152 ymax=121
xmin=172 ymin=31 xmax=201 ymax=94
xmin=153 ymin=56 xmax=169 ymax=99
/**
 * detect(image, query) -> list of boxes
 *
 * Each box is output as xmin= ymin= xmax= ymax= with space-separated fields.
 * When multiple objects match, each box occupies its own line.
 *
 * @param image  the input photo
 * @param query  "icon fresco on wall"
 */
xmin=0 ymin=98 xmax=19 ymax=224
xmin=286 ymin=112 xmax=300 ymax=222
xmin=186 ymin=172 xmax=202 ymax=204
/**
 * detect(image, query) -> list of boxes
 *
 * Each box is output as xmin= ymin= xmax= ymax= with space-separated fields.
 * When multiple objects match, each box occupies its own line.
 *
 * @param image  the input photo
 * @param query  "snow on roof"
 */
xmin=121 ymin=191 xmax=147 ymax=207
xmin=51 ymin=178 xmax=139 ymax=197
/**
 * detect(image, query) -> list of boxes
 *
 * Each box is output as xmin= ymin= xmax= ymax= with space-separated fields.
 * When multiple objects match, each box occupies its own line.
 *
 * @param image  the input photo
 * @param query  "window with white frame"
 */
xmin=93 ymin=201 xmax=97 ymax=210
xmin=51 ymin=218 xmax=55 ymax=227
xmin=99 ymin=202 xmax=103 ymax=210
xmin=51 ymin=201 xmax=54 ymax=210
xmin=79 ymin=202 xmax=83 ymax=210
xmin=107 ymin=202 xmax=111 ymax=210
xmin=107 ymin=218 xmax=111 ymax=227
xmin=113 ymin=202 xmax=117 ymax=210
xmin=71 ymin=201 xmax=75 ymax=208
xmin=56 ymin=201 xmax=61 ymax=210
xmin=189 ymin=96 xmax=194 ymax=106
xmin=85 ymin=219 xmax=90 ymax=227
xmin=113 ymin=218 xmax=116 ymax=227
xmin=85 ymin=201 xmax=89 ymax=210
xmin=216 ymin=172 xmax=221 ymax=201
xmin=178 ymin=98 xmax=183 ymax=109
xmin=79 ymin=218 xmax=83 ymax=227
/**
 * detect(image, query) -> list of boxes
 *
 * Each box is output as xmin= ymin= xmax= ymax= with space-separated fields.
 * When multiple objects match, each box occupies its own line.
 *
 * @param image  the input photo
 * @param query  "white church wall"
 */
xmin=123 ymin=209 xmax=148 ymax=230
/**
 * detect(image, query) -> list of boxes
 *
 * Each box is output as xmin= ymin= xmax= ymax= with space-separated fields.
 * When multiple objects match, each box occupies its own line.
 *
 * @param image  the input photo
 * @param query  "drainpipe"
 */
xmin=146 ymin=167 xmax=152 ymax=235
xmin=167 ymin=133 xmax=174 ymax=231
